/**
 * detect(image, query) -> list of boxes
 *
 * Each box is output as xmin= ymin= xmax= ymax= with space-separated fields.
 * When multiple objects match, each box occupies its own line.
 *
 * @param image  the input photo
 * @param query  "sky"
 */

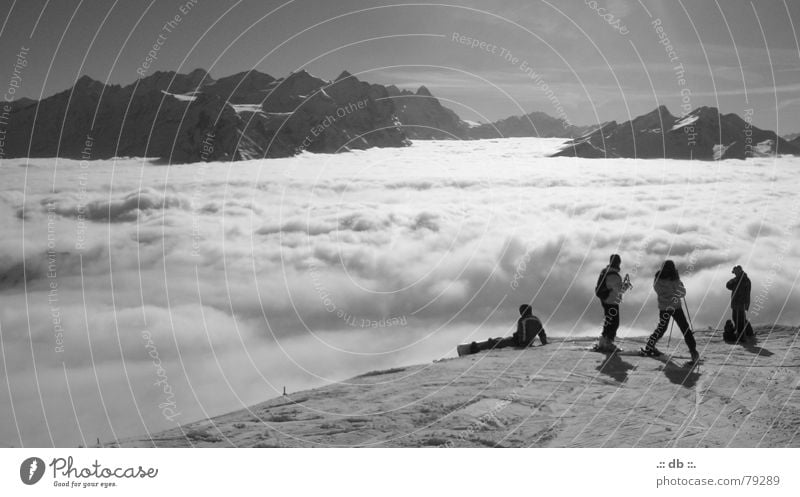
xmin=0 ymin=0 xmax=799 ymax=132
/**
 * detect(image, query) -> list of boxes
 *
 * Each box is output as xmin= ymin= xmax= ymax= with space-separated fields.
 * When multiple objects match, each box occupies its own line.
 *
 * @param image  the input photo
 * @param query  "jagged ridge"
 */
xmin=552 ymin=105 xmax=800 ymax=160
xmin=1 ymin=69 xmax=412 ymax=162
xmin=468 ymin=111 xmax=601 ymax=139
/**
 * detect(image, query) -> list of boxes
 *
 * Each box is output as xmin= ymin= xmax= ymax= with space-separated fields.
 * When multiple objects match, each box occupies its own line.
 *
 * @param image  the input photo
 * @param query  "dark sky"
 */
xmin=1 ymin=0 xmax=799 ymax=132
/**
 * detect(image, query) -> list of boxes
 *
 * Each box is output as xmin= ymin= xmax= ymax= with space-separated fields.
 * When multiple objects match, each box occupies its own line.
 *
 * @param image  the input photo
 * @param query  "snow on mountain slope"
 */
xmin=115 ymin=326 xmax=800 ymax=447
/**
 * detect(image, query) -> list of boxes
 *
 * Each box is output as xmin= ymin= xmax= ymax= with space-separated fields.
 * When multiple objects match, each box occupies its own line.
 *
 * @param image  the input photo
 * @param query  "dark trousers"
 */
xmin=732 ymin=307 xmax=746 ymax=337
xmin=601 ymin=303 xmax=619 ymax=341
xmin=646 ymin=307 xmax=696 ymax=352
xmin=493 ymin=337 xmax=518 ymax=349
xmin=472 ymin=336 xmax=523 ymax=353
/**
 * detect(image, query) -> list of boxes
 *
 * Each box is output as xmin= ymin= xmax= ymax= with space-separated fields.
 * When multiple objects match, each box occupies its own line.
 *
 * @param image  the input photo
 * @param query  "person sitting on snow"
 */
xmin=463 ymin=305 xmax=547 ymax=355
xmin=513 ymin=304 xmax=547 ymax=347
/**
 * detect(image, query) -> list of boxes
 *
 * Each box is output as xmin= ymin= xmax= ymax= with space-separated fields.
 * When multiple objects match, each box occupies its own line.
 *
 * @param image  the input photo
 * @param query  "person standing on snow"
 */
xmin=642 ymin=260 xmax=699 ymax=362
xmin=726 ymin=265 xmax=751 ymax=340
xmin=594 ymin=254 xmax=631 ymax=352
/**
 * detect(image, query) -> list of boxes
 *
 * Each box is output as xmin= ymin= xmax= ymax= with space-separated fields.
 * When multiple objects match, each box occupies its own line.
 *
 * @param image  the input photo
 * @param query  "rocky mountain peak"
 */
xmin=186 ymin=68 xmax=214 ymax=86
xmin=335 ymin=70 xmax=354 ymax=82
xmin=416 ymin=85 xmax=433 ymax=97
xmin=74 ymin=75 xmax=104 ymax=94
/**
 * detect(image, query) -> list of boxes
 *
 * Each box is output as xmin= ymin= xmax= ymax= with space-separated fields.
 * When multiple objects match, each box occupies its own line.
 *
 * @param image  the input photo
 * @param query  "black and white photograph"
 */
xmin=0 ymin=0 xmax=799 ymax=492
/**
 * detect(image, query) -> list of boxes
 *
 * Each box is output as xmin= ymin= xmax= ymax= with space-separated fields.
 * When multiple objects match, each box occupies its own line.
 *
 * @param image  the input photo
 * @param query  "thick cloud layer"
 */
xmin=1 ymin=138 xmax=798 ymax=446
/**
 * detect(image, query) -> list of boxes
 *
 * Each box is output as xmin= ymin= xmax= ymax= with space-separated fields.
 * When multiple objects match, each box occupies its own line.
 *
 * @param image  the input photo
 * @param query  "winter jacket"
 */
xmin=726 ymin=273 xmax=751 ymax=310
xmin=653 ymin=277 xmax=686 ymax=310
xmin=602 ymin=267 xmax=624 ymax=305
xmin=515 ymin=316 xmax=545 ymax=346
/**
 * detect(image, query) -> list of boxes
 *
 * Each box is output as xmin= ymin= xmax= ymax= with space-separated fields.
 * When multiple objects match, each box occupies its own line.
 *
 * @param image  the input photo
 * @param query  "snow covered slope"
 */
xmin=116 ymin=325 xmax=800 ymax=448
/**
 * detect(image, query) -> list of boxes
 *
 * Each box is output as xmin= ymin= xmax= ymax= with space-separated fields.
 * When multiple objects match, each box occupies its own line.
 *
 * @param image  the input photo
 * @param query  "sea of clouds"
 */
xmin=1 ymin=137 xmax=798 ymax=446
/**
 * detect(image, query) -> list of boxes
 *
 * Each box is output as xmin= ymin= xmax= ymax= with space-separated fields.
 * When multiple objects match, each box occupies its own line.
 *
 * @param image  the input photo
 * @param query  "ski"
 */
xmin=584 ymin=345 xmax=641 ymax=356
xmin=639 ymin=348 xmax=701 ymax=365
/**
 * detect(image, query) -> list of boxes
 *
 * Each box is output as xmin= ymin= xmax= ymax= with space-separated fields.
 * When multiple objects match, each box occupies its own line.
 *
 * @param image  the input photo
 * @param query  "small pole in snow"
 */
xmin=283 ymin=386 xmax=287 ymax=396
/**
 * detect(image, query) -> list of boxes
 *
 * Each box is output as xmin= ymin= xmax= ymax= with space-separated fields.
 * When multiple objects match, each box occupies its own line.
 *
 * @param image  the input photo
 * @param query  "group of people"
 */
xmin=595 ymin=253 xmax=752 ymax=361
xmin=459 ymin=253 xmax=752 ymax=360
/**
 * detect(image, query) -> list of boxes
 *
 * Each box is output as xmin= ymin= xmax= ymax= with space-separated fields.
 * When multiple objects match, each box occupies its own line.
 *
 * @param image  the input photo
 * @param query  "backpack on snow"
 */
xmin=723 ymin=319 xmax=755 ymax=342
xmin=595 ymin=268 xmax=612 ymax=300
xmin=723 ymin=320 xmax=737 ymax=342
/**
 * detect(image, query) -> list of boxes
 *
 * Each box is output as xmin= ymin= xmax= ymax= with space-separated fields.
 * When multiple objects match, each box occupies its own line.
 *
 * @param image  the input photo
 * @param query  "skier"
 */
xmin=642 ymin=260 xmax=699 ymax=362
xmin=594 ymin=254 xmax=631 ymax=352
xmin=725 ymin=265 xmax=751 ymax=340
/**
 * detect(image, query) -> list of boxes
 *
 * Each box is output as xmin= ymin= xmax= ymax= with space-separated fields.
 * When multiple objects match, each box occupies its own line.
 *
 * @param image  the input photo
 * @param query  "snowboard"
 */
xmin=456 ymin=343 xmax=474 ymax=357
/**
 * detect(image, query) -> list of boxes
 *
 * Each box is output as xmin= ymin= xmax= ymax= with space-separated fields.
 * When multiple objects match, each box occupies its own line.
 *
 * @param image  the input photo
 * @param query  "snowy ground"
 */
xmin=117 ymin=325 xmax=800 ymax=448
xmin=1 ymin=138 xmax=799 ymax=447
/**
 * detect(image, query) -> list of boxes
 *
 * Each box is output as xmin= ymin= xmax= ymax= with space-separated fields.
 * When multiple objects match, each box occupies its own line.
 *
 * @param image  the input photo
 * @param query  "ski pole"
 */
xmin=667 ymin=318 xmax=674 ymax=348
xmin=683 ymin=296 xmax=694 ymax=330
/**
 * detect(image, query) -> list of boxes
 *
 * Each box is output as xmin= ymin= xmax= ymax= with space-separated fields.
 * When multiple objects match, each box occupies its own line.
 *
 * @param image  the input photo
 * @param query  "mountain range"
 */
xmin=469 ymin=111 xmax=598 ymax=139
xmin=3 ymin=69 xmax=798 ymax=162
xmin=3 ymin=69 xmax=410 ymax=162
xmin=552 ymin=105 xmax=800 ymax=160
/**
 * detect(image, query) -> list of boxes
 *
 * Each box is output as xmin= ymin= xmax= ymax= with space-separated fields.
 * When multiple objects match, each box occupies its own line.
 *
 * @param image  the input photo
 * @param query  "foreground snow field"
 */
xmin=1 ymin=138 xmax=798 ymax=446
xmin=118 ymin=325 xmax=800 ymax=447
